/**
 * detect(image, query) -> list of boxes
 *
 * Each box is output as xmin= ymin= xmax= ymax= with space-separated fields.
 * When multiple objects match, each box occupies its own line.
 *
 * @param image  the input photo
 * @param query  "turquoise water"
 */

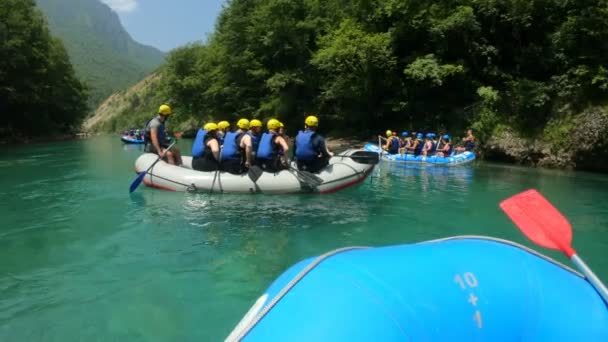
xmin=1 ymin=135 xmax=607 ymax=341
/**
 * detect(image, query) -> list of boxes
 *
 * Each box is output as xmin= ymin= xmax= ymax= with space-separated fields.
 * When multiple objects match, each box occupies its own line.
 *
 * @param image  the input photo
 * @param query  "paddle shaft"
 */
xmin=571 ymin=254 xmax=608 ymax=304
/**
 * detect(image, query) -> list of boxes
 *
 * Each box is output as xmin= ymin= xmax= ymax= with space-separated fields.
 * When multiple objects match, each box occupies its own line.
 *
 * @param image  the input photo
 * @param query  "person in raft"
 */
xmin=378 ymin=130 xmax=400 ymax=154
xmin=404 ymin=133 xmax=424 ymax=156
xmin=435 ymin=135 xmax=453 ymax=157
xmin=144 ymin=104 xmax=183 ymax=165
xmin=191 ymin=123 xmax=221 ymax=171
xmin=455 ymin=129 xmax=476 ymax=154
xmin=294 ymin=115 xmax=334 ymax=173
xmin=422 ymin=133 xmax=437 ymax=156
xmin=277 ymin=121 xmax=289 ymax=158
xmin=220 ymin=118 xmax=253 ymax=174
xmin=217 ymin=121 xmax=231 ymax=145
xmin=247 ymin=119 xmax=263 ymax=159
xmin=256 ymin=118 xmax=290 ymax=172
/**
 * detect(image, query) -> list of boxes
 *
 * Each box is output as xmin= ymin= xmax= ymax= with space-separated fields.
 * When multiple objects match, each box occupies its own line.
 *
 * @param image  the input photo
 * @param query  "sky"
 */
xmin=101 ymin=0 xmax=227 ymax=52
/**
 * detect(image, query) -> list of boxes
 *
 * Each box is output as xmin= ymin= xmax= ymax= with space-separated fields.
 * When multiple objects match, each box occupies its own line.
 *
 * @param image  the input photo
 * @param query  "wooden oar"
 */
xmin=500 ymin=189 xmax=608 ymax=304
xmin=129 ymin=142 xmax=176 ymax=193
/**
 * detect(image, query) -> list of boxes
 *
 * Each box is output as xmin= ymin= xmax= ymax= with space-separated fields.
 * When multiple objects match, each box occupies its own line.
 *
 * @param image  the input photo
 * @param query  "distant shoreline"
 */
xmin=0 ymin=132 xmax=95 ymax=146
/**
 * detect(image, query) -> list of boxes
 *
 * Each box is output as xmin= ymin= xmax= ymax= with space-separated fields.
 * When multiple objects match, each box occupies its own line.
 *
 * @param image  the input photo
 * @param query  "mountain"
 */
xmin=35 ymin=0 xmax=165 ymax=107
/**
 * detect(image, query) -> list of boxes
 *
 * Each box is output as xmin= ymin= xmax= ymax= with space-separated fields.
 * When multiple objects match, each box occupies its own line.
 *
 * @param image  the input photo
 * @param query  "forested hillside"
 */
xmin=90 ymin=0 xmax=608 ymax=170
xmin=35 ymin=0 xmax=165 ymax=107
xmin=0 ymin=0 xmax=88 ymax=141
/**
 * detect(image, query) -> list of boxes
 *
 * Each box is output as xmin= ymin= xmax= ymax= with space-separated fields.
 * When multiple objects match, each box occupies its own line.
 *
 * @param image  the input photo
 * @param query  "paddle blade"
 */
xmin=500 ymin=189 xmax=574 ymax=256
xmin=129 ymin=171 xmax=147 ymax=193
xmin=248 ymin=165 xmax=264 ymax=183
xmin=349 ymin=151 xmax=380 ymax=165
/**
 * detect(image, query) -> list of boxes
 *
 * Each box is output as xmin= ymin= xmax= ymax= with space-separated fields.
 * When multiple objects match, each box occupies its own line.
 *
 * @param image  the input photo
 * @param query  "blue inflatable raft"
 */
xmin=227 ymin=236 xmax=608 ymax=341
xmin=121 ymin=135 xmax=145 ymax=144
xmin=364 ymin=143 xmax=475 ymax=165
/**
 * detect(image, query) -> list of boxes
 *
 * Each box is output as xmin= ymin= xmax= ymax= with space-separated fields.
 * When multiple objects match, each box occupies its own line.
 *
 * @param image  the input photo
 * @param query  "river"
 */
xmin=1 ymin=135 xmax=607 ymax=340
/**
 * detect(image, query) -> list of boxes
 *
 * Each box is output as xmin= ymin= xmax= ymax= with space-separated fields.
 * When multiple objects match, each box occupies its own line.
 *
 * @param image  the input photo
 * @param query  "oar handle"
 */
xmin=571 ymin=254 xmax=608 ymax=305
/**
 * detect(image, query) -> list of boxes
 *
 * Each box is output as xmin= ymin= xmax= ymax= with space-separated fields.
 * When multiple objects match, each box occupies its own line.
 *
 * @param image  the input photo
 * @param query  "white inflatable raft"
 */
xmin=133 ymin=149 xmax=378 ymax=194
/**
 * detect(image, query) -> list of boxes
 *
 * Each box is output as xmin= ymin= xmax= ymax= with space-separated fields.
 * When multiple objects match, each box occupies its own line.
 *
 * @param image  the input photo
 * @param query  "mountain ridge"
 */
xmin=35 ymin=0 xmax=166 ymax=107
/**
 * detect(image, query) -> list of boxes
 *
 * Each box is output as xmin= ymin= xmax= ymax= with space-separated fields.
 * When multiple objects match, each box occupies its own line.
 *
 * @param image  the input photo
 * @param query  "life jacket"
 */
xmin=143 ymin=117 xmax=167 ymax=146
xmin=192 ymin=129 xmax=209 ymax=157
xmin=248 ymin=132 xmax=261 ymax=152
xmin=220 ymin=131 xmax=244 ymax=161
xmin=414 ymin=139 xmax=424 ymax=155
xmin=388 ymin=137 xmax=400 ymax=154
xmin=464 ymin=140 xmax=476 ymax=151
xmin=257 ymin=133 xmax=278 ymax=160
xmin=444 ymin=143 xmax=453 ymax=156
xmin=295 ymin=130 xmax=318 ymax=161
xmin=428 ymin=141 xmax=437 ymax=154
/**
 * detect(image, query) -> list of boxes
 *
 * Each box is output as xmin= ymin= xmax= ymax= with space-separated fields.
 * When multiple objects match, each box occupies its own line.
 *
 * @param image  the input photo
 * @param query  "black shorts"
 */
xmin=297 ymin=157 xmax=329 ymax=174
xmin=255 ymin=158 xmax=286 ymax=173
xmin=221 ymin=159 xmax=245 ymax=175
xmin=192 ymin=157 xmax=219 ymax=172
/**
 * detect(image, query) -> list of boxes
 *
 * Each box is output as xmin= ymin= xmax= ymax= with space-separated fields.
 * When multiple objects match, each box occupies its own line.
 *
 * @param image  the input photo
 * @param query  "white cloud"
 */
xmin=101 ymin=0 xmax=138 ymax=13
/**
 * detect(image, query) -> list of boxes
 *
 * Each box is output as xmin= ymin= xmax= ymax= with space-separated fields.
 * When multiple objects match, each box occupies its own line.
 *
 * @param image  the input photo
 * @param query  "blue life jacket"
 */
xmin=429 ymin=141 xmax=437 ymax=154
xmin=414 ymin=139 xmax=424 ymax=155
xmin=295 ymin=130 xmax=317 ymax=161
xmin=192 ymin=129 xmax=208 ymax=157
xmin=220 ymin=132 xmax=244 ymax=160
xmin=464 ymin=140 xmax=476 ymax=151
xmin=257 ymin=133 xmax=277 ymax=160
xmin=388 ymin=137 xmax=400 ymax=154
xmin=249 ymin=132 xmax=261 ymax=152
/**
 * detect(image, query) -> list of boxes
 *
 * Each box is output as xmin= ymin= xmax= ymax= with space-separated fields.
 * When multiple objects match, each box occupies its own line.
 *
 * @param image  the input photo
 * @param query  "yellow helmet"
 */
xmin=278 ymin=121 xmax=284 ymax=128
xmin=386 ymin=130 xmax=392 ymax=137
xmin=267 ymin=119 xmax=281 ymax=130
xmin=237 ymin=118 xmax=250 ymax=129
xmin=204 ymin=122 xmax=218 ymax=131
xmin=250 ymin=119 xmax=262 ymax=128
xmin=305 ymin=115 xmax=319 ymax=127
xmin=158 ymin=104 xmax=173 ymax=115
xmin=218 ymin=121 xmax=230 ymax=129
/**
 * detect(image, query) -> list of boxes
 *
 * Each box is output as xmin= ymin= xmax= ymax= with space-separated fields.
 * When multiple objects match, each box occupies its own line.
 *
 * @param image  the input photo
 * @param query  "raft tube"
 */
xmin=364 ymin=143 xmax=475 ymax=165
xmin=133 ymin=149 xmax=376 ymax=194
xmin=121 ymin=135 xmax=145 ymax=144
xmin=227 ymin=236 xmax=608 ymax=341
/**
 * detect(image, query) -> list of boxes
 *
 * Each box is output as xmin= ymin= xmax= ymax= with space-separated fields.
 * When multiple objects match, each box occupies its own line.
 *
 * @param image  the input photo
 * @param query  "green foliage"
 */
xmin=93 ymin=0 xmax=608 ymax=140
xmin=0 ymin=0 xmax=88 ymax=139
xmin=35 ymin=0 xmax=165 ymax=108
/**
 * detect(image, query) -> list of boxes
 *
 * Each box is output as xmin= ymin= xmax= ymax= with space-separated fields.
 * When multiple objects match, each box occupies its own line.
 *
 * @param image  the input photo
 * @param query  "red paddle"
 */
xmin=500 ymin=189 xmax=608 ymax=304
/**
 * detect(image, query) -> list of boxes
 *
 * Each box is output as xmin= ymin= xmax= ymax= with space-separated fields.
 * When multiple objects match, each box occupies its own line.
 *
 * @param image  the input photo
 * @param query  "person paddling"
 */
xmin=380 ymin=130 xmax=400 ymax=154
xmin=294 ymin=115 xmax=333 ymax=173
xmin=248 ymin=119 xmax=263 ymax=159
xmin=144 ymin=104 xmax=182 ymax=165
xmin=436 ymin=135 xmax=453 ymax=157
xmin=256 ymin=119 xmax=290 ymax=172
xmin=191 ymin=123 xmax=220 ymax=171
xmin=220 ymin=118 xmax=253 ymax=174
xmin=455 ymin=129 xmax=476 ymax=154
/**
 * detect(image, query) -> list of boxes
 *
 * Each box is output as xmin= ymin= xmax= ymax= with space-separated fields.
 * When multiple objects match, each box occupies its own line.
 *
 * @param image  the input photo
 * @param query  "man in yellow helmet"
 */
xmin=191 ymin=122 xmax=220 ymax=171
xmin=294 ymin=115 xmax=333 ymax=173
xmin=217 ymin=120 xmax=230 ymax=145
xmin=144 ymin=104 xmax=182 ymax=165
xmin=247 ymin=119 xmax=263 ymax=158
xmin=220 ymin=118 xmax=253 ymax=174
xmin=256 ymin=118 xmax=289 ymax=172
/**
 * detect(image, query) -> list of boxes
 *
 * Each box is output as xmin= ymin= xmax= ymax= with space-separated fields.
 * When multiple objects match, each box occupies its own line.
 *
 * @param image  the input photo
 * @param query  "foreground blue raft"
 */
xmin=227 ymin=236 xmax=608 ymax=341
xmin=364 ymin=143 xmax=475 ymax=165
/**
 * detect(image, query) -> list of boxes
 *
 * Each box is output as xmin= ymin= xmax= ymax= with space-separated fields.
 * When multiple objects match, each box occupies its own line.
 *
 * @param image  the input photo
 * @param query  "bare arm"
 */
xmin=241 ymin=134 xmax=253 ymax=166
xmin=208 ymin=139 xmax=220 ymax=161
xmin=277 ymin=136 xmax=289 ymax=154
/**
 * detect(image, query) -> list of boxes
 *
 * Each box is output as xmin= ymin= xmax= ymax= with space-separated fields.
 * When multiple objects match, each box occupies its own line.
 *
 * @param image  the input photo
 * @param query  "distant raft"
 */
xmin=133 ymin=149 xmax=378 ymax=194
xmin=364 ymin=143 xmax=475 ymax=165
xmin=227 ymin=236 xmax=608 ymax=341
xmin=121 ymin=135 xmax=145 ymax=144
